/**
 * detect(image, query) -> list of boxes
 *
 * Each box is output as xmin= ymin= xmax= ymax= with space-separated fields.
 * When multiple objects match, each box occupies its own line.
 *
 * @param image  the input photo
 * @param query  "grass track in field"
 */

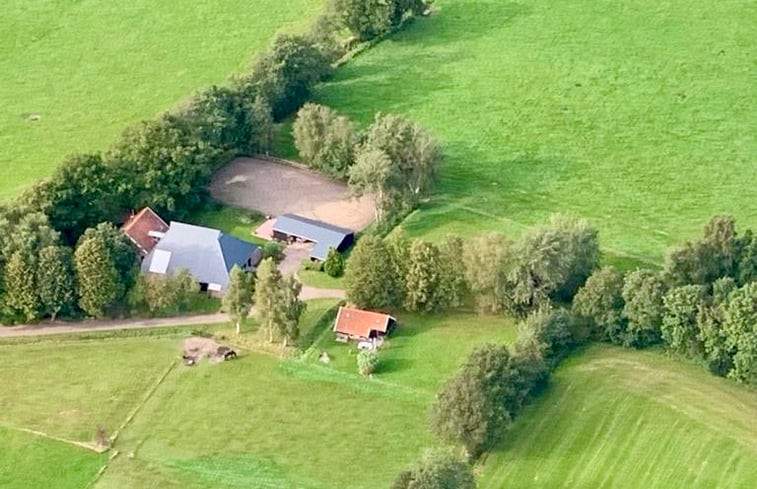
xmin=314 ymin=0 xmax=757 ymax=263
xmin=480 ymin=344 xmax=757 ymax=488
xmin=0 ymin=427 xmax=105 ymax=489
xmin=0 ymin=0 xmax=325 ymax=200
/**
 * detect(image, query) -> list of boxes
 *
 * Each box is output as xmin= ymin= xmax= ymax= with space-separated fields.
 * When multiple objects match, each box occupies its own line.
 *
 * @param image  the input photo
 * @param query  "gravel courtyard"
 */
xmin=210 ymin=157 xmax=375 ymax=231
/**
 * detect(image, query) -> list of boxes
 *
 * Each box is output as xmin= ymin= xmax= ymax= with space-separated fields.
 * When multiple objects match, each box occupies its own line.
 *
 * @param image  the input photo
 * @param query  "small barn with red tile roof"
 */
xmin=333 ymin=306 xmax=396 ymax=342
xmin=122 ymin=207 xmax=169 ymax=256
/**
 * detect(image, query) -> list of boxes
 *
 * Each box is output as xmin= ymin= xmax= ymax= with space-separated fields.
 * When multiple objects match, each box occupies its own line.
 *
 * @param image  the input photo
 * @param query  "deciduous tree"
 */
xmin=404 ymin=239 xmax=444 ymax=312
xmin=74 ymin=236 xmax=120 ymax=318
xmin=357 ymin=350 xmax=379 ymax=376
xmin=462 ymin=233 xmax=511 ymax=314
xmin=722 ymin=282 xmax=757 ymax=384
xmin=344 ymin=236 xmax=403 ymax=309
xmin=37 ymin=245 xmax=76 ymax=320
xmin=323 ymin=248 xmax=345 ymax=277
xmin=333 ymin=0 xmax=393 ymax=40
xmin=391 ymin=448 xmax=476 ymax=489
xmin=293 ymin=103 xmax=358 ymax=178
xmin=3 ymin=251 xmax=40 ymax=322
xmin=223 ymin=266 xmax=255 ymax=334
xmin=572 ymin=266 xmax=626 ymax=343
xmin=431 ymin=344 xmax=513 ymax=459
xmin=661 ymin=284 xmax=705 ymax=357
xmin=622 ymin=270 xmax=666 ymax=348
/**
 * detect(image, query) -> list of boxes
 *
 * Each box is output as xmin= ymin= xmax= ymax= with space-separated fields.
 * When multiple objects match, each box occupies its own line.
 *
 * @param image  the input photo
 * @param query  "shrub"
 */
xmin=323 ymin=248 xmax=345 ymax=277
xmin=262 ymin=241 xmax=285 ymax=262
xmin=357 ymin=350 xmax=379 ymax=376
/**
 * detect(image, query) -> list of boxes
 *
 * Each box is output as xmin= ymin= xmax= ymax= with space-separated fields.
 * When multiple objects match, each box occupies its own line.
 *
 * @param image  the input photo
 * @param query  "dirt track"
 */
xmin=0 ymin=287 xmax=344 ymax=339
xmin=210 ymin=157 xmax=375 ymax=231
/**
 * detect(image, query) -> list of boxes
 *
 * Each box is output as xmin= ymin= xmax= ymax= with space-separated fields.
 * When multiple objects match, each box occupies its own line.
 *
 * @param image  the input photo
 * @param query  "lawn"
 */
xmin=312 ymin=312 xmax=518 ymax=392
xmin=313 ymin=0 xmax=757 ymax=264
xmin=0 ymin=337 xmax=180 ymax=441
xmin=188 ymin=202 xmax=267 ymax=244
xmin=0 ymin=427 xmax=105 ymax=489
xmin=480 ymin=344 xmax=757 ymax=488
xmin=0 ymin=0 xmax=325 ymax=200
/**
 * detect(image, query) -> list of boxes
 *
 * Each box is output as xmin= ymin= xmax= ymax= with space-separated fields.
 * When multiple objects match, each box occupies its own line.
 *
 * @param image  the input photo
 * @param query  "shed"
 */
xmin=272 ymin=214 xmax=354 ymax=261
xmin=333 ymin=306 xmax=396 ymax=342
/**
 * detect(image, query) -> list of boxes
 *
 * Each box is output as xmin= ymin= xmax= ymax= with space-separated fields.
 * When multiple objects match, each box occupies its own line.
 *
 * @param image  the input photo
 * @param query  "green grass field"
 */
xmin=481 ymin=345 xmax=757 ymax=488
xmin=314 ymin=0 xmax=757 ymax=264
xmin=0 ymin=0 xmax=325 ymax=200
xmin=0 ymin=427 xmax=105 ymax=489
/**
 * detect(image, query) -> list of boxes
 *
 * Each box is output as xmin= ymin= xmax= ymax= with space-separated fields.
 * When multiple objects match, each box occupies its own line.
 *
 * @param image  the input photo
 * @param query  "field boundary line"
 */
xmin=0 ymin=422 xmax=103 ymax=453
xmin=111 ymin=359 xmax=179 ymax=444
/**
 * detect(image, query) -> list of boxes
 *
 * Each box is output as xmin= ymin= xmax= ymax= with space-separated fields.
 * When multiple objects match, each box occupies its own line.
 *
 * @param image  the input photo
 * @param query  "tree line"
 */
xmin=294 ymin=103 xmax=442 ymax=229
xmin=384 ymin=215 xmax=756 ymax=486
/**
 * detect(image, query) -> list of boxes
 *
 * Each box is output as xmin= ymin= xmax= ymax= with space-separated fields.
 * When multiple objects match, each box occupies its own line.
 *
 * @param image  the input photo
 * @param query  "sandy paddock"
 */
xmin=210 ymin=157 xmax=375 ymax=231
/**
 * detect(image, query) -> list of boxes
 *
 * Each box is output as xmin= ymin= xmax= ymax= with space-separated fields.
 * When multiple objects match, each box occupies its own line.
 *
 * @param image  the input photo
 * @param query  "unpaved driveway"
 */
xmin=210 ymin=157 xmax=375 ymax=231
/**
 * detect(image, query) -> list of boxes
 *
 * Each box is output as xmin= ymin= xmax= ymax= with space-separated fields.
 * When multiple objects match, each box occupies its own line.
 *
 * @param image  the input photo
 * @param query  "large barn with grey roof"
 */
xmin=272 ymin=214 xmax=354 ymax=261
xmin=141 ymin=221 xmax=261 ymax=293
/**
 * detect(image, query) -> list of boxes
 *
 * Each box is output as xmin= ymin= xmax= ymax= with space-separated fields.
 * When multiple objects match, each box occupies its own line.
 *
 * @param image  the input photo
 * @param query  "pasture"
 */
xmin=314 ymin=0 xmax=757 ymax=264
xmin=481 ymin=345 xmax=757 ymax=488
xmin=0 ymin=0 xmax=325 ymax=200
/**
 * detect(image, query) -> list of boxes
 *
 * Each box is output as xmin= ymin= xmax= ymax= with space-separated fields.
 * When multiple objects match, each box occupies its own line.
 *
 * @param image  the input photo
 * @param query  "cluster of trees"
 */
xmin=333 ymin=0 xmax=429 ymax=41
xmin=293 ymin=105 xmax=442 ymax=226
xmin=345 ymin=215 xmax=599 ymax=316
xmin=0 ymin=211 xmax=143 ymax=322
xmin=573 ymin=216 xmax=757 ymax=383
xmin=429 ymin=306 xmax=573 ymax=460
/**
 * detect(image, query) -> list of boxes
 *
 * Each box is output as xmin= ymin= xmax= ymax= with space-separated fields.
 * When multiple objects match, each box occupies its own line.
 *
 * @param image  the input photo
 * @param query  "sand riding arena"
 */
xmin=210 ymin=157 xmax=375 ymax=231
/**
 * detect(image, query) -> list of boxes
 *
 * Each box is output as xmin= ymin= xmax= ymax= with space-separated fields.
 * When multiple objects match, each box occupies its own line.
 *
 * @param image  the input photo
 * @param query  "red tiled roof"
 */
xmin=122 ymin=207 xmax=169 ymax=255
xmin=333 ymin=306 xmax=394 ymax=338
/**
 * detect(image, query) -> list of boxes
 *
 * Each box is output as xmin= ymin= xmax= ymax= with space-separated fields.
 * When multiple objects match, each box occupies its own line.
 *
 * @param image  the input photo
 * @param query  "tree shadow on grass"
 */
xmin=378 ymin=357 xmax=413 ymax=375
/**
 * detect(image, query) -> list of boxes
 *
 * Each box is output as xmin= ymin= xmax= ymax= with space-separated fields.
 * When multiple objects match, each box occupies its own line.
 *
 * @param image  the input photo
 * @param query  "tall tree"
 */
xmin=722 ymin=282 xmax=757 ymax=384
xmin=463 ymin=233 xmax=512 ymax=314
xmin=404 ymin=239 xmax=444 ymax=313
xmin=438 ymin=234 xmax=467 ymax=309
xmin=508 ymin=214 xmax=599 ymax=314
xmin=255 ymin=258 xmax=283 ymax=343
xmin=293 ymin=103 xmax=358 ymax=178
xmin=242 ymin=34 xmax=335 ymax=120
xmin=349 ymin=147 xmax=395 ymax=223
xmin=344 ymin=236 xmax=403 ymax=309
xmin=254 ymin=259 xmax=305 ymax=345
xmin=362 ymin=113 xmax=442 ymax=208
xmin=223 ymin=266 xmax=255 ymax=334
xmin=109 ymin=114 xmax=221 ymax=217
xmin=21 ymin=153 xmax=116 ymax=244
xmin=279 ymin=275 xmax=306 ymax=347
xmin=3 ymin=251 xmax=40 ymax=322
xmin=622 ymin=270 xmax=666 ymax=348
xmin=333 ymin=0 xmax=393 ymax=40
xmin=572 ymin=266 xmax=626 ymax=343
xmin=431 ymin=344 xmax=514 ymax=459
xmin=37 ymin=246 xmax=77 ymax=320
xmin=74 ymin=235 xmax=120 ymax=318
xmin=661 ymin=284 xmax=705 ymax=357
xmin=78 ymin=223 xmax=139 ymax=298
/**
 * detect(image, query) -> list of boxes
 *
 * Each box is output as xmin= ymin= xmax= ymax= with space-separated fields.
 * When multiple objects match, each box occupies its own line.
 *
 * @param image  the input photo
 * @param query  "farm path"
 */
xmin=0 ymin=287 xmax=344 ymax=339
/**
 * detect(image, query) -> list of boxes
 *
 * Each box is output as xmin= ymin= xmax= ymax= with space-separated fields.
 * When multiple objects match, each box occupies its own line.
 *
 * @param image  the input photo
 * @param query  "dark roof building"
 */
xmin=121 ymin=207 xmax=169 ymax=256
xmin=272 ymin=214 xmax=354 ymax=260
xmin=333 ymin=306 xmax=396 ymax=342
xmin=141 ymin=222 xmax=261 ymax=293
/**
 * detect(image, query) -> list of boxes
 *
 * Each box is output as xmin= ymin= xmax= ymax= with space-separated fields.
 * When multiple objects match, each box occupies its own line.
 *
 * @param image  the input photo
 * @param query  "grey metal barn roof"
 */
xmin=141 ymin=222 xmax=259 ymax=291
xmin=273 ymin=214 xmax=354 ymax=260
